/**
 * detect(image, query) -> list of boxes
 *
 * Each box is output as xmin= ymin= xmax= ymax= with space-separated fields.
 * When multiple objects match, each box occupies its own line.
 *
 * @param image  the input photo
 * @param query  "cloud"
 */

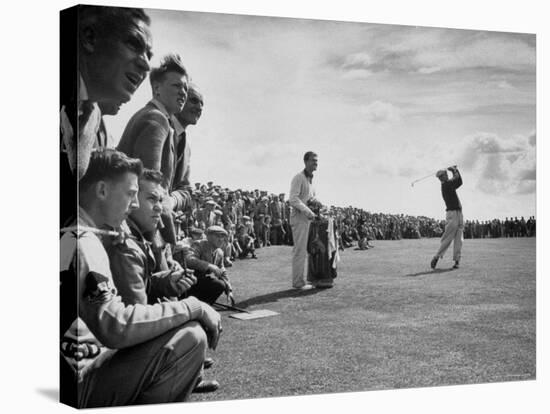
xmin=515 ymin=181 xmax=536 ymax=195
xmin=527 ymin=130 xmax=536 ymax=146
xmin=418 ymin=66 xmax=441 ymax=74
xmin=518 ymin=168 xmax=536 ymax=181
xmin=496 ymin=80 xmax=514 ymax=89
xmin=360 ymin=101 xmax=401 ymax=123
xmin=342 ymin=69 xmax=373 ymax=80
xmin=342 ymin=52 xmax=373 ymax=69
xmin=334 ymin=28 xmax=535 ymax=79
xmin=458 ymin=131 xmax=535 ymax=195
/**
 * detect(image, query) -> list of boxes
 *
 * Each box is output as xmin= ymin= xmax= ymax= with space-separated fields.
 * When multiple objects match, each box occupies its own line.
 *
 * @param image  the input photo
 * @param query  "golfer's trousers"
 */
xmin=436 ymin=209 xmax=464 ymax=262
xmin=290 ymin=217 xmax=311 ymax=288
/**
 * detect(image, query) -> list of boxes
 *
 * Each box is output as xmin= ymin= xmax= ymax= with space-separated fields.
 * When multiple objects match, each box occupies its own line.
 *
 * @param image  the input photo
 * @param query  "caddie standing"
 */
xmin=289 ymin=151 xmax=318 ymax=289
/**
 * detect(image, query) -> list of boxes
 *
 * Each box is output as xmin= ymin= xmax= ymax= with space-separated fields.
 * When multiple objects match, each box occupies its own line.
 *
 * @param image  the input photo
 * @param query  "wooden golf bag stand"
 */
xmin=307 ymin=217 xmax=338 ymax=288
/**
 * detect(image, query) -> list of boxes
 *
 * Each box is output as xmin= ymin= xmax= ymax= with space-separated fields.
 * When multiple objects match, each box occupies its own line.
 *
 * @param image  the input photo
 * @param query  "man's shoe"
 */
xmin=193 ymin=379 xmax=220 ymax=393
xmin=203 ymin=357 xmax=214 ymax=370
xmin=294 ymin=284 xmax=314 ymax=291
xmin=430 ymin=256 xmax=438 ymax=269
xmin=452 ymin=261 xmax=459 ymax=269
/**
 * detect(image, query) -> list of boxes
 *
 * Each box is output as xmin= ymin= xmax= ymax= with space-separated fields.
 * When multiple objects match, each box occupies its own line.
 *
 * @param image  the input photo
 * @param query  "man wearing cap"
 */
xmin=269 ymin=194 xmax=285 ymax=245
xmin=184 ymin=226 xmax=234 ymax=305
xmin=253 ymin=196 xmax=270 ymax=247
xmin=289 ymin=151 xmax=319 ymax=289
xmin=60 ymin=149 xmax=222 ymax=407
xmin=431 ymin=166 xmax=464 ymax=269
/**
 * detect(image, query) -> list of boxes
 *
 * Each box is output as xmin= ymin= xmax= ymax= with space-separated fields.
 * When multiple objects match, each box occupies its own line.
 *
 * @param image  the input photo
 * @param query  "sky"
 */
xmin=105 ymin=8 xmax=536 ymax=221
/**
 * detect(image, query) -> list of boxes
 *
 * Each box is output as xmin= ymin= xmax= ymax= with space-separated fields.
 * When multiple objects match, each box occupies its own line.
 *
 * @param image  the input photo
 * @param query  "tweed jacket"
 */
xmin=117 ymin=99 xmax=191 ymax=211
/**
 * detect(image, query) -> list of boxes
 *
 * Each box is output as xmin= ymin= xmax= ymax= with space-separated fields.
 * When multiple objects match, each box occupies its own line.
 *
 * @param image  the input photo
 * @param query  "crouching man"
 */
xmin=184 ymin=226 xmax=235 ymax=305
xmin=60 ymin=149 xmax=222 ymax=408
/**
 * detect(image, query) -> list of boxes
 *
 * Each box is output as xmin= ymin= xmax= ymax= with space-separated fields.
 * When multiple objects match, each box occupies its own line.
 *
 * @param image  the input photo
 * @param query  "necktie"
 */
xmin=76 ymin=100 xmax=101 ymax=180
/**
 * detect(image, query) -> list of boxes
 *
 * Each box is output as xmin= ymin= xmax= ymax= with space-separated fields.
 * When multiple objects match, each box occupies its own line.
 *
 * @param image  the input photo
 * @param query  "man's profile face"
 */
xmin=86 ymin=17 xmax=153 ymax=104
xmin=155 ymin=71 xmax=189 ymax=115
xmin=177 ymin=87 xmax=204 ymax=126
xmin=305 ymin=155 xmax=318 ymax=172
xmin=102 ymin=172 xmax=140 ymax=228
xmin=131 ymin=179 xmax=163 ymax=233
xmin=208 ymin=233 xmax=226 ymax=249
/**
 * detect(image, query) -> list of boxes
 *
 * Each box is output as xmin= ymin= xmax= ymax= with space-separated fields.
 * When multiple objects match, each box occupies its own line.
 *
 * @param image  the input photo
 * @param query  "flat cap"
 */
xmin=206 ymin=225 xmax=228 ymax=236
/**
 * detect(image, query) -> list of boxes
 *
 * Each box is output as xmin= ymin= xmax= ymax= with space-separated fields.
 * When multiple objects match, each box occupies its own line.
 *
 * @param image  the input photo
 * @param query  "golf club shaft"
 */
xmin=214 ymin=301 xmax=251 ymax=313
xmin=411 ymin=173 xmax=433 ymax=186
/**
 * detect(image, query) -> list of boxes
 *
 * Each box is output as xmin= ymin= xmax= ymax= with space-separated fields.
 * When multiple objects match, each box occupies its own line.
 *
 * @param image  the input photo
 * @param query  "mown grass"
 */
xmin=190 ymin=237 xmax=536 ymax=402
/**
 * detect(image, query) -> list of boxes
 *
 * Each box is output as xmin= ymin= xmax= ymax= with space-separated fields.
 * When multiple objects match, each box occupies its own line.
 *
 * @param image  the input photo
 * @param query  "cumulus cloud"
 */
xmin=527 ymin=130 xmax=536 ymax=146
xmin=360 ymin=101 xmax=401 ymax=123
xmin=458 ymin=131 xmax=535 ymax=195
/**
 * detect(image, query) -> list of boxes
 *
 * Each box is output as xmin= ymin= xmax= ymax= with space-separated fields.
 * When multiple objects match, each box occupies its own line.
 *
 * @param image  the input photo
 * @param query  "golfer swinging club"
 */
xmin=431 ymin=165 xmax=464 ymax=270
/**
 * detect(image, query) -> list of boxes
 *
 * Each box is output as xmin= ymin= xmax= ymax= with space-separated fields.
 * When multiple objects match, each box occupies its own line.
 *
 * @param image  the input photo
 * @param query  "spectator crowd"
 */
xmin=59 ymin=5 xmax=536 ymax=409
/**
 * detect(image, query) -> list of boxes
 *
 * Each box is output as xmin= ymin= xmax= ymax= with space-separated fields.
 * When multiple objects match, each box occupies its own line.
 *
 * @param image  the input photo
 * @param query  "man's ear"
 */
xmin=95 ymin=181 xmax=109 ymax=201
xmin=80 ymin=22 xmax=97 ymax=54
xmin=151 ymin=81 xmax=160 ymax=98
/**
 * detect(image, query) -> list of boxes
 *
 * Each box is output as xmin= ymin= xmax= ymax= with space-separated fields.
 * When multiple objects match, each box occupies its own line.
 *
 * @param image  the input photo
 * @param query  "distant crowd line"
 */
xmin=175 ymin=182 xmax=537 ymax=259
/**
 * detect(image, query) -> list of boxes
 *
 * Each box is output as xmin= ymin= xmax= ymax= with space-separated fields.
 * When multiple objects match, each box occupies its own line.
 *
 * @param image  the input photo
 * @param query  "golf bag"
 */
xmin=307 ymin=217 xmax=338 ymax=287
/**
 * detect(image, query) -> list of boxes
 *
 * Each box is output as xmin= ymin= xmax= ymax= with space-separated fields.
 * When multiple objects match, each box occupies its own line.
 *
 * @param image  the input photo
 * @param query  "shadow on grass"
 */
xmin=405 ymin=268 xmax=455 ymax=277
xmin=235 ymin=288 xmax=321 ymax=309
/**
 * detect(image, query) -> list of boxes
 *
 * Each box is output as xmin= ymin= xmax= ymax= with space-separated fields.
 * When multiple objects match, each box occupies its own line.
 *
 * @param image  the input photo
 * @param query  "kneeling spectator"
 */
xmin=236 ymin=223 xmax=257 ymax=259
xmin=184 ymin=226 xmax=235 ymax=305
xmin=104 ymin=169 xmax=197 ymax=305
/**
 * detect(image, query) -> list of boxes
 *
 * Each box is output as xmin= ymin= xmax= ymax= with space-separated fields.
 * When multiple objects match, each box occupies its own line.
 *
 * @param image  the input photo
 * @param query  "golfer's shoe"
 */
xmin=452 ymin=261 xmax=460 ymax=269
xmin=294 ymin=284 xmax=314 ymax=291
xmin=204 ymin=357 xmax=215 ymax=370
xmin=430 ymin=256 xmax=439 ymax=269
xmin=193 ymin=379 xmax=220 ymax=393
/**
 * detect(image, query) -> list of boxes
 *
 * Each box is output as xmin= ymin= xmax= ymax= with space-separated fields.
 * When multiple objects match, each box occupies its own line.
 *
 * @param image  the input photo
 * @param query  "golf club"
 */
xmin=411 ymin=165 xmax=457 ymax=187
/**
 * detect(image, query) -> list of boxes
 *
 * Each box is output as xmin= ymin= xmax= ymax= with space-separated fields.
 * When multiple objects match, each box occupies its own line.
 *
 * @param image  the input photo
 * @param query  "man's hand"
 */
xmin=207 ymin=264 xmax=225 ymax=278
xmin=198 ymin=303 xmax=222 ymax=350
xmin=168 ymin=269 xmax=197 ymax=296
xmin=226 ymin=291 xmax=235 ymax=306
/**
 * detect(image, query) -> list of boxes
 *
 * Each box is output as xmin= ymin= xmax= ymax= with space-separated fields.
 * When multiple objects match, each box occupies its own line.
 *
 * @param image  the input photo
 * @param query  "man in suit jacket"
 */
xmin=117 ymin=54 xmax=190 ymax=243
xmin=61 ymin=5 xmax=152 ymax=225
xmin=171 ymin=82 xmax=204 ymax=194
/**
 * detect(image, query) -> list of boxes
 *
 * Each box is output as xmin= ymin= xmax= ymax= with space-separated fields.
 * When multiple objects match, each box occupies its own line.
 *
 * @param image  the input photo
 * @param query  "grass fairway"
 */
xmin=190 ymin=237 xmax=536 ymax=402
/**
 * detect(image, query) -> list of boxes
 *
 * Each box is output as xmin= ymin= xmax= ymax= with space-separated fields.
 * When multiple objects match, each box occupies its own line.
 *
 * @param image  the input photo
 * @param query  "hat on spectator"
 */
xmin=243 ymin=215 xmax=251 ymax=221
xmin=189 ymin=227 xmax=204 ymax=236
xmin=214 ymin=209 xmax=223 ymax=216
xmin=206 ymin=200 xmax=217 ymax=207
xmin=206 ymin=225 xmax=228 ymax=236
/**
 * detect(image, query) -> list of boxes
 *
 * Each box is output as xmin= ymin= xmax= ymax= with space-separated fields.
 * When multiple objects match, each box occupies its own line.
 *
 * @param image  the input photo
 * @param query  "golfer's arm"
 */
xmin=451 ymin=170 xmax=463 ymax=188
